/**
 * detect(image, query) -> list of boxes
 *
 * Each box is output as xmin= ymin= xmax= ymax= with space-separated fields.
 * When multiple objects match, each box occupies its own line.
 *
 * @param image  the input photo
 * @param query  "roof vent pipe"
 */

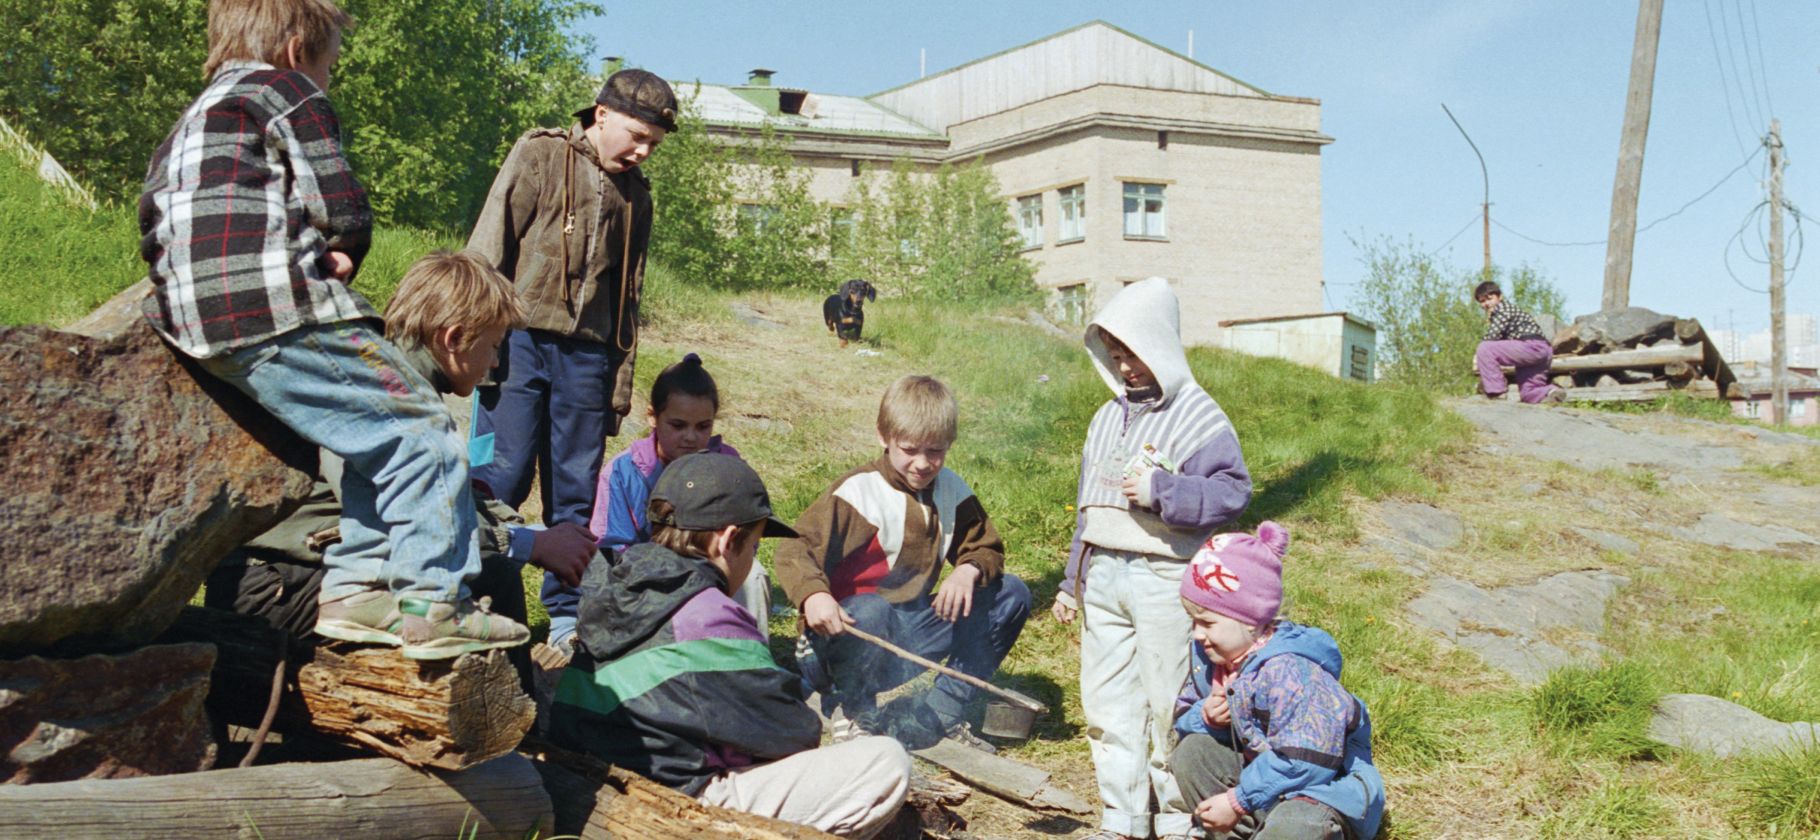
xmin=748 ymin=68 xmax=775 ymax=87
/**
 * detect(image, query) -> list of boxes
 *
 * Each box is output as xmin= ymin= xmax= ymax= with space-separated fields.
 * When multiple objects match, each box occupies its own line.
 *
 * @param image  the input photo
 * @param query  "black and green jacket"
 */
xmin=548 ymin=543 xmax=819 ymax=794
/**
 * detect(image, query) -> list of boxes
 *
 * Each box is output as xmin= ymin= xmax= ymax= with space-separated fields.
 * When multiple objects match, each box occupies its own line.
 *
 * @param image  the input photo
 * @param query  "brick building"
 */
xmin=683 ymin=21 xmax=1332 ymax=346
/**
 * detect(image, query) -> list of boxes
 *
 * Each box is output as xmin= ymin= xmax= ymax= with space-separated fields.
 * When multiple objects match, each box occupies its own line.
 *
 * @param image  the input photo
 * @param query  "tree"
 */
xmin=1347 ymin=235 xmax=1567 ymax=392
xmin=836 ymin=158 xmax=1034 ymax=299
xmin=0 ymin=0 xmax=601 ymax=231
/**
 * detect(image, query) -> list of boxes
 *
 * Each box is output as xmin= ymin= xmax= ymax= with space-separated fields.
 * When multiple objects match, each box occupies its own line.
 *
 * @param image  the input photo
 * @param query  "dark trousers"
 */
xmin=1171 ymin=733 xmax=1353 ymax=840
xmin=811 ymin=574 xmax=1031 ymax=725
xmin=473 ymin=329 xmax=622 ymax=528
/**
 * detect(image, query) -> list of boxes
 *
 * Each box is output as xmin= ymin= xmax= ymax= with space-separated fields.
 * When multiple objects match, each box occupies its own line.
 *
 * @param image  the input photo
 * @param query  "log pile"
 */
xmin=1546 ymin=308 xmax=1741 ymax=403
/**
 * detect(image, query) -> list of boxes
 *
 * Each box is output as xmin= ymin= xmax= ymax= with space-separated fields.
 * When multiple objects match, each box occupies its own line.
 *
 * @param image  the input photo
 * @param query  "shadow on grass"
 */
xmin=1243 ymin=450 xmax=1386 ymax=527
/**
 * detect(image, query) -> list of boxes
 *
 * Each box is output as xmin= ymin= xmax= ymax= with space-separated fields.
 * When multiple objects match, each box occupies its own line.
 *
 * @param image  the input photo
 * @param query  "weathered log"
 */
xmin=526 ymin=739 xmax=841 ymax=840
xmin=1663 ymin=360 xmax=1696 ymax=381
xmin=912 ymin=738 xmax=1093 ymax=815
xmin=1612 ymin=368 xmax=1655 ymax=384
xmin=1547 ymin=343 xmax=1703 ymax=373
xmin=1687 ymin=378 xmax=1721 ymax=399
xmin=1675 ymin=318 xmax=1705 ymax=343
xmin=1559 ymin=383 xmax=1674 ymax=402
xmin=159 ymin=606 xmax=533 ymax=770
xmin=1 ymin=281 xmax=316 ymax=656
xmin=1552 ymin=322 xmax=1590 ymax=355
xmin=0 ymin=643 xmax=216 ymax=783
xmin=0 ymin=753 xmax=550 ymax=839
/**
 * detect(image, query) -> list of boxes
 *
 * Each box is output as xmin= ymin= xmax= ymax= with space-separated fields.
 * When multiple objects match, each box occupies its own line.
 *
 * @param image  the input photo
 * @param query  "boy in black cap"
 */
xmin=550 ymin=454 xmax=911 ymax=839
xmin=467 ymin=69 xmax=678 ymax=532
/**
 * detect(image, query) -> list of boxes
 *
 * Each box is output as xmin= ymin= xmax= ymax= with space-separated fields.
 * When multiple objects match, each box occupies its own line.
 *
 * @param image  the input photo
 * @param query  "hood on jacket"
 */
xmin=1245 ymin=621 xmax=1344 ymax=681
xmin=576 ymin=542 xmax=726 ymax=660
xmin=1085 ymin=276 xmax=1195 ymax=403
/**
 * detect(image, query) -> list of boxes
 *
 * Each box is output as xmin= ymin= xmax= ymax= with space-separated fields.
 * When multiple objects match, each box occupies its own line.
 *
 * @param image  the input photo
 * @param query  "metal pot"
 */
xmin=981 ymin=700 xmax=1038 ymax=739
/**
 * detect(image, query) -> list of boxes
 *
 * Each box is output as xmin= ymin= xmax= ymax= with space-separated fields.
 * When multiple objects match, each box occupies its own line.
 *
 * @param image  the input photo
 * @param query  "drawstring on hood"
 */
xmin=1085 ymin=276 xmax=1196 ymax=404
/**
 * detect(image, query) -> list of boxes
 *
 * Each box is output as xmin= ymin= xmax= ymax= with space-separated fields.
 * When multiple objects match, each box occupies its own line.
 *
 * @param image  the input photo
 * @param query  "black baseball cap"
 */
xmin=648 ymin=454 xmax=797 ymax=538
xmin=576 ymin=69 xmax=679 ymax=133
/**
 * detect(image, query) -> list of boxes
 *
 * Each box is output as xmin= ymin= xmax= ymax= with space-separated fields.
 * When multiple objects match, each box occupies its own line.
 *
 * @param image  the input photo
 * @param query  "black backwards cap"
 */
xmin=648 ymin=453 xmax=797 ymax=539
xmin=576 ymin=69 xmax=679 ymax=133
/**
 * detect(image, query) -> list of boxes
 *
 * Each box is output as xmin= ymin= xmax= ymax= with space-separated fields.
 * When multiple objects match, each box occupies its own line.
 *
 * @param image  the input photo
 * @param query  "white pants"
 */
xmin=1080 ymin=547 xmax=1194 ymax=838
xmin=697 ymin=736 xmax=910 ymax=839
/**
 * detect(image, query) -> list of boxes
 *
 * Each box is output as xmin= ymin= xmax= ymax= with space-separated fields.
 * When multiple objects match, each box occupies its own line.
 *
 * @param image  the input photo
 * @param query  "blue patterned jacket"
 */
xmin=1174 ymin=622 xmax=1385 ymax=839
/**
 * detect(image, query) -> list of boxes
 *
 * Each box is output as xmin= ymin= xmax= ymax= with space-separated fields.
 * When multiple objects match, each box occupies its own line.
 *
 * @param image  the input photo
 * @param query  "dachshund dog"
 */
xmin=822 ymin=278 xmax=877 ymax=348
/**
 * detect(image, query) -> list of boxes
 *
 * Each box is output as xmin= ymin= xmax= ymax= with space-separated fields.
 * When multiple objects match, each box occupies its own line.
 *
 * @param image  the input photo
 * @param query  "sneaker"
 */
xmin=396 ymin=596 xmax=530 ymax=660
xmin=315 ymin=589 xmax=403 ymax=645
xmin=1543 ymin=387 xmax=1568 ymax=406
xmin=942 ymin=721 xmax=997 ymax=755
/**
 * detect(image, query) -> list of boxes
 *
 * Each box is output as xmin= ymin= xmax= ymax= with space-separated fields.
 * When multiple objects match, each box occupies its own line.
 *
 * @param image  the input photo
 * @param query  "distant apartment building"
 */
xmin=679 ymin=21 xmax=1332 ymax=347
xmin=1711 ymin=314 xmax=1820 ymax=369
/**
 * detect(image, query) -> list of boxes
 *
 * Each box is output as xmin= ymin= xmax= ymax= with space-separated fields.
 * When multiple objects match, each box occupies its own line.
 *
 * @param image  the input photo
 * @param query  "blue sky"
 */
xmin=577 ymin=1 xmax=1817 ymax=335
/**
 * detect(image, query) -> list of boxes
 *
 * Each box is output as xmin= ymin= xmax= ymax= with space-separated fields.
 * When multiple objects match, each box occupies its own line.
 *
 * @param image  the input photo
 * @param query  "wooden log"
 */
xmin=1559 ymin=384 xmax=1673 ymax=402
xmin=911 ymin=738 xmax=1093 ymax=815
xmin=0 ymin=753 xmax=551 ymax=839
xmin=1547 ymin=343 xmax=1703 ymax=373
xmin=158 ymin=607 xmax=533 ymax=770
xmin=1675 ymin=318 xmax=1704 ymax=343
xmin=1686 ymin=378 xmax=1721 ymax=398
xmin=1612 ymin=368 xmax=1655 ymax=384
xmin=1663 ymin=360 xmax=1696 ymax=381
xmin=526 ymin=739 xmax=841 ymax=840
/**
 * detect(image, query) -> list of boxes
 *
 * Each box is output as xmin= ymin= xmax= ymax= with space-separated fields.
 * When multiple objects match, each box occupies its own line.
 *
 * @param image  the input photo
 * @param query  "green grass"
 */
xmin=1531 ymin=661 xmax=1663 ymax=761
xmin=1734 ymin=739 xmax=1820 ymax=836
xmin=1536 ymin=776 xmax=1666 ymax=840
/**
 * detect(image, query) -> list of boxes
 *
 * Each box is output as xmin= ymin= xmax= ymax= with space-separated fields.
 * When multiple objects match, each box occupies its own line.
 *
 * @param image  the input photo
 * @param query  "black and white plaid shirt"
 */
xmin=139 ymin=61 xmax=375 ymax=358
xmin=1483 ymin=299 xmax=1546 ymax=342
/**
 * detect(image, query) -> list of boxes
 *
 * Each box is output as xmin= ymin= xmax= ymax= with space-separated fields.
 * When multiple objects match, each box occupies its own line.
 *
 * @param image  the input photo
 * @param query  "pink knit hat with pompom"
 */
xmin=1180 ymin=521 xmax=1290 ymax=626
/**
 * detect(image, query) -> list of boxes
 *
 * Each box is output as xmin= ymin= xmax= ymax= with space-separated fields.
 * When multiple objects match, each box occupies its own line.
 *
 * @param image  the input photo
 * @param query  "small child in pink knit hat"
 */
xmin=1170 ymin=522 xmax=1386 ymax=840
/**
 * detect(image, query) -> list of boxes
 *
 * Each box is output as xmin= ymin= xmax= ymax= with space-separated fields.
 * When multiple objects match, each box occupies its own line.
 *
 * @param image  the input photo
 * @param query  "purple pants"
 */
xmin=1476 ymin=338 xmax=1555 ymax=403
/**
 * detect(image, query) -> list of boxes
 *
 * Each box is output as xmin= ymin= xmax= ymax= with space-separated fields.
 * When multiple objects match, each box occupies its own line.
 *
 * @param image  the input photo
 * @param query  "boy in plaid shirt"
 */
xmin=138 ymin=0 xmax=526 ymax=658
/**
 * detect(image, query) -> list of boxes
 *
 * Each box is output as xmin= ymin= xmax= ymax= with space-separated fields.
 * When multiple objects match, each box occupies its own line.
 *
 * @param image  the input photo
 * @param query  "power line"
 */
xmin=1703 ymin=0 xmax=1757 ymax=161
xmin=1746 ymin=0 xmax=1776 ymax=118
xmin=1430 ymin=213 xmax=1483 ymax=257
xmin=1490 ymin=147 xmax=1761 ymax=247
xmin=1731 ymin=0 xmax=1772 ymax=122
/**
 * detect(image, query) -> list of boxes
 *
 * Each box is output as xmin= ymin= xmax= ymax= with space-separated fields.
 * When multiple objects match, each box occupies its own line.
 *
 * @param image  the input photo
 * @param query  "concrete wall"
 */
xmin=1222 ymin=314 xmax=1376 ymax=381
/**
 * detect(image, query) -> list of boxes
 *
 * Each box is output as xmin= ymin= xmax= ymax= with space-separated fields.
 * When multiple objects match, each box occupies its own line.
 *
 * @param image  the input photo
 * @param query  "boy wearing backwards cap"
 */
xmin=1172 ymin=522 xmax=1386 ymax=840
xmin=467 ymin=69 xmax=678 ymax=531
xmin=550 ymin=454 xmax=911 ymax=840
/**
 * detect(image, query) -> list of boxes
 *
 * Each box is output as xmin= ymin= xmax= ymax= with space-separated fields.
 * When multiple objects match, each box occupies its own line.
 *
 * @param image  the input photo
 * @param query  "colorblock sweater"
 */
xmin=550 ymin=544 xmax=818 ymax=795
xmin=1174 ymin=622 xmax=1386 ymax=840
xmin=1060 ymin=276 xmax=1251 ymax=602
xmin=775 ymin=455 xmax=1005 ymax=608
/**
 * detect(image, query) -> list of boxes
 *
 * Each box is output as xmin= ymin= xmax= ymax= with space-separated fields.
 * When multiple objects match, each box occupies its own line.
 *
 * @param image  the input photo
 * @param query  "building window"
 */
xmin=1745 ymin=400 xmax=1761 ymax=419
xmin=1123 ymin=183 xmax=1166 ymax=240
xmin=1058 ymin=185 xmax=1086 ymax=243
xmin=851 ymin=159 xmax=862 ymax=177
xmin=1157 ymin=130 xmax=1169 ymax=150
xmin=830 ymin=207 xmax=855 ymax=254
xmin=738 ymin=203 xmax=777 ymax=235
xmin=1017 ymin=194 xmax=1043 ymax=250
xmin=1349 ymin=344 xmax=1372 ymax=382
xmin=1793 ymin=398 xmax=1808 ymax=418
xmin=1057 ymin=283 xmax=1089 ymax=326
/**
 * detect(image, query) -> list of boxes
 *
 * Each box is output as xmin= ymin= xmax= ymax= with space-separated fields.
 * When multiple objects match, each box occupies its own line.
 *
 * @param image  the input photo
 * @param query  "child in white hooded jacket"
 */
xmin=1052 ymin=277 xmax=1253 ymax=840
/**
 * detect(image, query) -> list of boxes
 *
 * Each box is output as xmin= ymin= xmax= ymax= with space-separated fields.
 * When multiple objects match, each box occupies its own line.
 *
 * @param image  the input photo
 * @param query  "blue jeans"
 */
xmin=472 ymin=329 xmax=622 ymax=528
xmin=198 ymin=322 xmax=480 ymax=602
xmin=810 ymin=574 xmax=1031 ymax=725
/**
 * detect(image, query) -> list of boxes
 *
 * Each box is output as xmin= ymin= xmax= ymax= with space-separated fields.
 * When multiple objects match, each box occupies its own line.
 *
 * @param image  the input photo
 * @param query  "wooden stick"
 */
xmin=841 ymin=626 xmax=1046 ymax=713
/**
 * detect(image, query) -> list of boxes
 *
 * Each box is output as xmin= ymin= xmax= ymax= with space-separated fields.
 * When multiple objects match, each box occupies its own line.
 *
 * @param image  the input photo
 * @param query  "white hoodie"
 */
xmin=1062 ymin=278 xmax=1253 ymax=597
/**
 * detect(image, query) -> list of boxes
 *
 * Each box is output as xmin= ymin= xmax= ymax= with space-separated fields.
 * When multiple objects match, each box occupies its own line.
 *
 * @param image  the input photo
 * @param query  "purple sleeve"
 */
xmin=670 ymin=589 xmax=766 ymax=643
xmin=1061 ymin=510 xmax=1088 ymax=600
xmin=1150 ymin=429 xmax=1252 ymax=532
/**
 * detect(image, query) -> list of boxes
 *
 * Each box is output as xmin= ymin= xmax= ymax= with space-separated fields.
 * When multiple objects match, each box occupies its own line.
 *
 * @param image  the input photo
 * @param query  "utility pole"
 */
xmin=1769 ymin=119 xmax=1787 ymax=425
xmin=1602 ymin=0 xmax=1664 ymax=311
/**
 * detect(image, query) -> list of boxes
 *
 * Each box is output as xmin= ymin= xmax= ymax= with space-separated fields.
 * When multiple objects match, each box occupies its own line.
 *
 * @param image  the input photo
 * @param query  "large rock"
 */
xmin=1570 ymin=307 xmax=1678 ymax=352
xmin=0 ymin=642 xmax=217 ymax=782
xmin=1649 ymin=694 xmax=1820 ymax=759
xmin=0 ymin=292 xmax=315 ymax=655
xmin=1405 ymin=570 xmax=1630 ymax=682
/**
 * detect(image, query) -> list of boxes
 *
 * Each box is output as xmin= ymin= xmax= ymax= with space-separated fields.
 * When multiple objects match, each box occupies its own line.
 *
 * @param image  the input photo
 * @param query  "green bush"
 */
xmin=1531 ymin=661 xmax=1663 ymax=761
